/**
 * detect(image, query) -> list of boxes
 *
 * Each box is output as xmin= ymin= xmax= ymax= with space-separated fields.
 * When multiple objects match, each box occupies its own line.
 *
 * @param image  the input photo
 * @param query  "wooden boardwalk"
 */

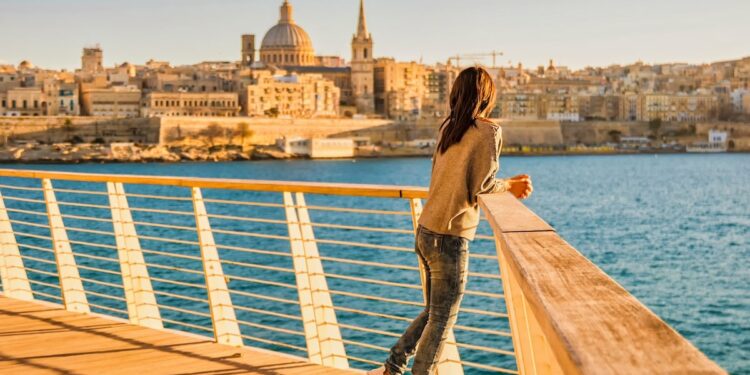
xmin=0 ymin=296 xmax=362 ymax=375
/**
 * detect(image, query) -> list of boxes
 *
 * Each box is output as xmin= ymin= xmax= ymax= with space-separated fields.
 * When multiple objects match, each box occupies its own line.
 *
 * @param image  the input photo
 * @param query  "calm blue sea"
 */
xmin=1 ymin=154 xmax=748 ymax=374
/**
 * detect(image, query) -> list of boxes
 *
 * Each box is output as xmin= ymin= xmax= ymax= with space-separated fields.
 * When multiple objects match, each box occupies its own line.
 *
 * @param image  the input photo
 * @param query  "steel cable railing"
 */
xmin=0 ymin=170 xmax=518 ymax=374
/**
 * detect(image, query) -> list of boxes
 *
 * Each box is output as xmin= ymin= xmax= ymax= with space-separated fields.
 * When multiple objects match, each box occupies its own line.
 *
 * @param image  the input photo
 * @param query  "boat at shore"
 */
xmin=686 ymin=142 xmax=728 ymax=153
xmin=687 ymin=129 xmax=729 ymax=153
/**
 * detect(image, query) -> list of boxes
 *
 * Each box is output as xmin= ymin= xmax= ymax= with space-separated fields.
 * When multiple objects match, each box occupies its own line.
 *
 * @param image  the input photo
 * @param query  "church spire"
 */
xmin=280 ymin=0 xmax=294 ymax=24
xmin=356 ymin=0 xmax=368 ymax=38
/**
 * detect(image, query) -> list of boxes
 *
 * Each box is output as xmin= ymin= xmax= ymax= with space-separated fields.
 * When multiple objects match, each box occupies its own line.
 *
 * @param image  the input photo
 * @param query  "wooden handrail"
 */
xmin=479 ymin=193 xmax=726 ymax=374
xmin=0 ymin=169 xmax=429 ymax=199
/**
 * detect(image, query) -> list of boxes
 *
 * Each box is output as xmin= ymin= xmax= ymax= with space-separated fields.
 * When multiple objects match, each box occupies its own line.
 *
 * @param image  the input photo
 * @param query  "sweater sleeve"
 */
xmin=474 ymin=123 xmax=510 ymax=198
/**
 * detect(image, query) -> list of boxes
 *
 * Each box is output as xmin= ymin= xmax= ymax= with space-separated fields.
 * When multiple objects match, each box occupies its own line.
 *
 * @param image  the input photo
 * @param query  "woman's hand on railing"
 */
xmin=507 ymin=174 xmax=533 ymax=200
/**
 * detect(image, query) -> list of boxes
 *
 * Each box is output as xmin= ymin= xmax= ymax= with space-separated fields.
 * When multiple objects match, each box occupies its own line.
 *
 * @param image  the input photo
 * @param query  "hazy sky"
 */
xmin=1 ymin=0 xmax=748 ymax=71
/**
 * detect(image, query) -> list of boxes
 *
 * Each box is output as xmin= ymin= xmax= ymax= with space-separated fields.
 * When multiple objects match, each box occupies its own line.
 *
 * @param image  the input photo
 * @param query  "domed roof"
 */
xmin=262 ymin=23 xmax=313 ymax=49
xmin=261 ymin=1 xmax=313 ymax=50
xmin=18 ymin=60 xmax=34 ymax=70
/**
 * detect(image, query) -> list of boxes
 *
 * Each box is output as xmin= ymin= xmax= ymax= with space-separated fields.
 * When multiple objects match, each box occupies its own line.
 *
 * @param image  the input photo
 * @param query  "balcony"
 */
xmin=0 ymin=169 xmax=725 ymax=374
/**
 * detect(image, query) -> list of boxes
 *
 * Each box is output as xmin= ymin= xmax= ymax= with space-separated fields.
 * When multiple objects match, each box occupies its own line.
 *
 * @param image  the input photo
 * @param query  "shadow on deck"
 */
xmin=0 ymin=296 xmax=361 ymax=375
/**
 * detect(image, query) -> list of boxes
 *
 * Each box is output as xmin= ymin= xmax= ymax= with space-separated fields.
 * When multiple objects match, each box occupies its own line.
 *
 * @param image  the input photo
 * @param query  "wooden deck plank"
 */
xmin=0 ymin=296 xmax=362 ymax=375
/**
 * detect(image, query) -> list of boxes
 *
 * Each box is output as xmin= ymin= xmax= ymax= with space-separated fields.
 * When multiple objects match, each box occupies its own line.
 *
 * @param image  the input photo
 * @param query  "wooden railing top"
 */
xmin=0 ymin=169 xmax=429 ymax=199
xmin=479 ymin=193 xmax=725 ymax=374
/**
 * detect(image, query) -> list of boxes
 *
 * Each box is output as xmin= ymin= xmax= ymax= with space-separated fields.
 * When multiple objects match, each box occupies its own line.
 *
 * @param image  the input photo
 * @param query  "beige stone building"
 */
xmin=541 ymin=94 xmax=580 ymax=122
xmin=639 ymin=93 xmax=718 ymax=122
xmin=0 ymin=65 xmax=20 ymax=92
xmin=244 ymin=70 xmax=339 ymax=118
xmin=496 ymin=93 xmax=542 ymax=120
xmin=423 ymin=64 xmax=459 ymax=117
xmin=260 ymin=1 xmax=315 ymax=66
xmin=81 ymin=85 xmax=141 ymax=118
xmin=2 ymin=88 xmax=46 ymax=116
xmin=143 ymin=92 xmax=240 ymax=117
xmin=374 ymin=58 xmax=427 ymax=120
xmin=44 ymin=81 xmax=80 ymax=116
xmin=81 ymin=46 xmax=104 ymax=74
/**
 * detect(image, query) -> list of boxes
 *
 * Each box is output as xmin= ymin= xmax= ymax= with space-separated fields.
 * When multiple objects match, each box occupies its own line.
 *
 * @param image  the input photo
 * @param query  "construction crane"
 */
xmin=447 ymin=50 xmax=504 ymax=68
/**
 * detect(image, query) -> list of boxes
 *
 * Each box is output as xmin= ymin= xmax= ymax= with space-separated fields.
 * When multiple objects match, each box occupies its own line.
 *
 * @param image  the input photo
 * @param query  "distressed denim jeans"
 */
xmin=384 ymin=225 xmax=470 ymax=375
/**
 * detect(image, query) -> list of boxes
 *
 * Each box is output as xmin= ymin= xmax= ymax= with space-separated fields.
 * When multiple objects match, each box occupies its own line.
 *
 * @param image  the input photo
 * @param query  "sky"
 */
xmin=1 ymin=0 xmax=748 ymax=71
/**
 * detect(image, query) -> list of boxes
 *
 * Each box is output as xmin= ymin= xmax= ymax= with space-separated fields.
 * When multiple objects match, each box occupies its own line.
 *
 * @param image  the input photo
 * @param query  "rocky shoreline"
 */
xmin=0 ymin=143 xmax=302 ymax=163
xmin=0 ymin=142 xmax=742 ymax=164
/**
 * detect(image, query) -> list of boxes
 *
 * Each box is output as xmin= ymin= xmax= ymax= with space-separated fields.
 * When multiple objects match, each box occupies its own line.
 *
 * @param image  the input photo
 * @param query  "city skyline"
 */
xmin=1 ymin=0 xmax=749 ymax=71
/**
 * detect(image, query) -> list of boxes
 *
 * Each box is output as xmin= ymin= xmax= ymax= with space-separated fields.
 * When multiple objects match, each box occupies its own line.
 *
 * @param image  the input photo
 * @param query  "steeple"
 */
xmin=280 ymin=0 xmax=294 ymax=24
xmin=356 ymin=0 xmax=369 ymax=38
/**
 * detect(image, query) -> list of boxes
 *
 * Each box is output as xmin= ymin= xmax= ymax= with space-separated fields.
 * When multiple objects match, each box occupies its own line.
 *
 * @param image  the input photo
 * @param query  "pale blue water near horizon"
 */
xmin=1 ymin=154 xmax=748 ymax=374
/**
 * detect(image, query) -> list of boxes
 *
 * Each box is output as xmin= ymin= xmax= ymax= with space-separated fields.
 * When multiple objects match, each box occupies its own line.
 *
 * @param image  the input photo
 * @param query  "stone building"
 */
xmin=2 ymin=87 xmax=46 ymax=116
xmin=82 ymin=46 xmax=104 ymax=74
xmin=244 ymin=70 xmax=339 ymax=118
xmin=260 ymin=1 xmax=315 ymax=66
xmin=541 ymin=94 xmax=580 ymax=122
xmin=496 ymin=93 xmax=542 ymax=120
xmin=639 ymin=93 xmax=719 ymax=122
xmin=374 ymin=58 xmax=426 ymax=120
xmin=143 ymin=92 xmax=240 ymax=117
xmin=43 ymin=80 xmax=80 ymax=116
xmin=80 ymin=85 xmax=141 ymax=118
xmin=423 ymin=63 xmax=458 ymax=118
xmin=578 ymin=95 xmax=621 ymax=121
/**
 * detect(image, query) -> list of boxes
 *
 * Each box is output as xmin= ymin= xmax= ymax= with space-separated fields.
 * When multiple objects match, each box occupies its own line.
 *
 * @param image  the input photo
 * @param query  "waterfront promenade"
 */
xmin=0 ymin=169 xmax=727 ymax=374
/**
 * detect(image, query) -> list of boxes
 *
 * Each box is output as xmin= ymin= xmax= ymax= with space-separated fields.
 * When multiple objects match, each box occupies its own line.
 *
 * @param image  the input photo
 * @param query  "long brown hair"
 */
xmin=437 ymin=66 xmax=497 ymax=154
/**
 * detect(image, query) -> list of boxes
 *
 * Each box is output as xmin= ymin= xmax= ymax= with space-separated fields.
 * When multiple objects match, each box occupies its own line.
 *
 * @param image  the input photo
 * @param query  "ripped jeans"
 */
xmin=384 ymin=225 xmax=470 ymax=375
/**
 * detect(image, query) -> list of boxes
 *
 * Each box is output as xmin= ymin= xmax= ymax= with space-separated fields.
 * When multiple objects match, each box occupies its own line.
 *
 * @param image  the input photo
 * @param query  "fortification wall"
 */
xmin=498 ymin=120 xmax=564 ymax=145
xmin=0 ymin=116 xmax=159 ymax=144
xmin=158 ymin=117 xmax=395 ymax=145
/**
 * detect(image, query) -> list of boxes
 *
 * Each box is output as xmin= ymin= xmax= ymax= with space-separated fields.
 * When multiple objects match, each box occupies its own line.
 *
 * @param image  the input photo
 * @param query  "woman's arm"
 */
xmin=474 ymin=123 xmax=509 ymax=196
xmin=474 ymin=122 xmax=533 ymax=199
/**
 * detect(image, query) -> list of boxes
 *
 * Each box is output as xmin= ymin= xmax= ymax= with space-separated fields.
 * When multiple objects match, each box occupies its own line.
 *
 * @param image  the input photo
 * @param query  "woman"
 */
xmin=370 ymin=66 xmax=533 ymax=375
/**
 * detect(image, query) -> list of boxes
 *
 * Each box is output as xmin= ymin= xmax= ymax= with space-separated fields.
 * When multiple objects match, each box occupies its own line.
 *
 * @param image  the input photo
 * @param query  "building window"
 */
xmin=23 ymin=100 xmax=27 ymax=109
xmin=364 ymin=48 xmax=368 ymax=59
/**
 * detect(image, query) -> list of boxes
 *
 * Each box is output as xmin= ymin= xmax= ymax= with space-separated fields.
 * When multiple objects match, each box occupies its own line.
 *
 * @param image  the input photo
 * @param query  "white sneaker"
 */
xmin=366 ymin=366 xmax=388 ymax=375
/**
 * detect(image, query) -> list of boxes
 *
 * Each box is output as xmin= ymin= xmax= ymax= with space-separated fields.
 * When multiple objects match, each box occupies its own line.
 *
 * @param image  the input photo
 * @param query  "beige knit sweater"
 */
xmin=418 ymin=118 xmax=510 ymax=240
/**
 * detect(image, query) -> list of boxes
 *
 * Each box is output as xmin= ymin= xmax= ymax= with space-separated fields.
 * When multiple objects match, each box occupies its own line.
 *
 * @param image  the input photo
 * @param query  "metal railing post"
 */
xmin=294 ymin=192 xmax=349 ymax=369
xmin=409 ymin=198 xmax=464 ymax=375
xmin=284 ymin=192 xmax=324 ymax=364
xmin=0 ymin=190 xmax=33 ymax=300
xmin=42 ymin=178 xmax=89 ymax=313
xmin=107 ymin=182 xmax=162 ymax=329
xmin=191 ymin=187 xmax=243 ymax=347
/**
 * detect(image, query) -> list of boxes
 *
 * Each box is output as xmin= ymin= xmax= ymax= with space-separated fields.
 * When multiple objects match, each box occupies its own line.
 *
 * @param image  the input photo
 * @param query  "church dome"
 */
xmin=18 ymin=60 xmax=34 ymax=70
xmin=261 ymin=23 xmax=313 ymax=49
xmin=260 ymin=1 xmax=315 ymax=66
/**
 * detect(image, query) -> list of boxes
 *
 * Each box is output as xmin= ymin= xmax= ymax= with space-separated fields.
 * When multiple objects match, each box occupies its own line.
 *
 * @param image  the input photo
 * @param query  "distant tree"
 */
xmin=62 ymin=118 xmax=75 ymax=142
xmin=199 ymin=123 xmax=224 ymax=147
xmin=164 ymin=126 xmax=185 ymax=143
xmin=233 ymin=122 xmax=253 ymax=148
xmin=607 ymin=130 xmax=622 ymax=143
xmin=0 ymin=126 xmax=8 ymax=147
xmin=648 ymin=118 xmax=662 ymax=137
